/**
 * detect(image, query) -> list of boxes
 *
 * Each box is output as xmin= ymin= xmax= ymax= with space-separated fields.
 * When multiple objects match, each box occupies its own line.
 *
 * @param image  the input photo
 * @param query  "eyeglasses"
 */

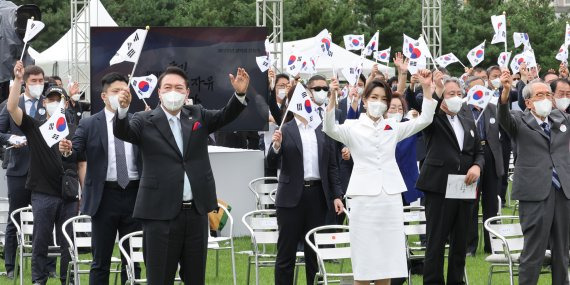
xmin=534 ymin=92 xmax=553 ymax=100
xmin=311 ymin=86 xmax=329 ymax=92
xmin=276 ymin=84 xmax=288 ymax=88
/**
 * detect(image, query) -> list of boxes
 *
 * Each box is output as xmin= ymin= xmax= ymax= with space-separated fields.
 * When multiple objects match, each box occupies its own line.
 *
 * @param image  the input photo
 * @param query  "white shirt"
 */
xmin=295 ymin=118 xmax=321 ymax=180
xmin=531 ymin=112 xmax=549 ymax=128
xmin=24 ymin=95 xmax=37 ymax=115
xmin=104 ymin=109 xmax=139 ymax=181
xmin=446 ymin=114 xmax=465 ymax=151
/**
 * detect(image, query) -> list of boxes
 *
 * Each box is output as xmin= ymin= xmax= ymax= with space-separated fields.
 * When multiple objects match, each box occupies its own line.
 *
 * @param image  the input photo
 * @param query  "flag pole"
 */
xmin=129 ymin=26 xmax=150 ymax=108
xmin=503 ymin=11 xmax=508 ymax=54
xmin=19 ymin=16 xmax=33 ymax=62
xmin=458 ymin=60 xmax=467 ymax=68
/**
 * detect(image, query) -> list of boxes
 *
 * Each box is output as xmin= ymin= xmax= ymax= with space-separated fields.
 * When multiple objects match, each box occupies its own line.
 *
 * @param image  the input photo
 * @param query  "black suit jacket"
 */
xmin=266 ymin=120 xmax=342 ymax=208
xmin=72 ymin=110 xmax=142 ymax=216
xmin=459 ymin=103 xmax=504 ymax=177
xmin=0 ymin=95 xmax=46 ymax=176
xmin=416 ymin=97 xmax=485 ymax=194
xmin=338 ymin=97 xmax=364 ymax=123
xmin=114 ymin=95 xmax=247 ymax=219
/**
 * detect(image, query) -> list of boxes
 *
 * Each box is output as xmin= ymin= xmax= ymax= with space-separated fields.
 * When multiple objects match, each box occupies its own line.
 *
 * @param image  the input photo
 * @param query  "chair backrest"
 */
xmin=62 ymin=215 xmax=92 ymax=259
xmin=248 ymin=177 xmax=278 ymax=210
xmin=269 ymin=189 xmax=277 ymax=203
xmin=305 ymin=225 xmax=352 ymax=281
xmin=484 ymin=216 xmax=524 ymax=256
xmin=242 ymin=210 xmax=278 ymax=253
xmin=10 ymin=206 xmax=33 ymax=247
xmin=403 ymin=206 xmax=426 ymax=236
xmin=0 ymin=197 xmax=9 ymax=236
xmin=208 ymin=203 xmax=234 ymax=247
xmin=119 ymin=231 xmax=144 ymax=282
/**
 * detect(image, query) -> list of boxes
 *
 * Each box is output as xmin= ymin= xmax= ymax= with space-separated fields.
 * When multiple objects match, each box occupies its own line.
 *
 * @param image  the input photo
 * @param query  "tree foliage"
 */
xmin=9 ymin=0 xmax=569 ymax=75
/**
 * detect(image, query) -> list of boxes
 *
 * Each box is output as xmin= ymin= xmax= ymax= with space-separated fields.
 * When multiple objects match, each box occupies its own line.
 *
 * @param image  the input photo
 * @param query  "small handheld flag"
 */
xmin=39 ymin=100 xmax=69 ymax=147
xmin=362 ymin=31 xmax=379 ymax=57
xmin=20 ymin=17 xmax=45 ymax=61
xmin=556 ymin=44 xmax=568 ymax=63
xmin=467 ymin=41 xmax=486 ymax=67
xmin=491 ymin=14 xmax=507 ymax=44
xmin=341 ymin=58 xmax=364 ymax=86
xmin=565 ymin=23 xmax=570 ymax=47
xmin=513 ymin=32 xmax=530 ymax=49
xmin=408 ymin=57 xmax=427 ymax=75
xmin=497 ymin=51 xmax=512 ymax=69
xmin=284 ymin=83 xmax=322 ymax=130
xmin=435 ymin=53 xmax=460 ymax=68
xmin=510 ymin=53 xmax=526 ymax=74
xmin=374 ymin=47 xmax=391 ymax=63
xmin=467 ymin=85 xmax=494 ymax=110
xmin=343 ymin=34 xmax=365 ymax=51
xmin=315 ymin=29 xmax=333 ymax=58
xmin=130 ymin=74 xmax=157 ymax=99
xmin=109 ymin=29 xmax=148 ymax=66
xmin=403 ymin=34 xmax=421 ymax=59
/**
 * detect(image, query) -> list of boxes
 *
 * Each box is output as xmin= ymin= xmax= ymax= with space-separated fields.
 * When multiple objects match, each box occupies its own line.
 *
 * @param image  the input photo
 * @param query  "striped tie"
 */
xmin=541 ymin=122 xmax=562 ymax=191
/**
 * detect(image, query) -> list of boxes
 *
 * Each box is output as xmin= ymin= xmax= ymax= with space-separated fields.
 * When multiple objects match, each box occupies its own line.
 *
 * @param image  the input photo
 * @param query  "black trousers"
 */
xmin=89 ymin=182 xmax=141 ymax=285
xmin=275 ymin=184 xmax=327 ymax=285
xmin=423 ymin=192 xmax=474 ymax=285
xmin=31 ymin=192 xmax=77 ymax=284
xmin=142 ymin=205 xmax=208 ymax=285
xmin=499 ymin=137 xmax=512 ymax=203
xmin=467 ymin=144 xmax=501 ymax=254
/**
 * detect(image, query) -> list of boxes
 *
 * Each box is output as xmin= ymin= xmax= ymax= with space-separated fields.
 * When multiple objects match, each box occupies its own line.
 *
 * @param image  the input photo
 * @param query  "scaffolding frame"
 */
xmin=422 ymin=0 xmax=442 ymax=67
xmin=70 ymin=0 xmax=90 ymax=99
xmin=256 ymin=0 xmax=284 ymax=72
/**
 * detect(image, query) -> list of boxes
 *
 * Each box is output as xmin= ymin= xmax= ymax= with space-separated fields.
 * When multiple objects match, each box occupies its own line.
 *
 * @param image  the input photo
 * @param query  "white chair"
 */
xmin=248 ymin=177 xmax=278 ymax=210
xmin=0 ymin=197 xmax=9 ymax=276
xmin=118 ymin=231 xmax=144 ymax=285
xmin=305 ymin=225 xmax=353 ymax=285
xmin=242 ymin=209 xmax=279 ymax=285
xmin=269 ymin=189 xmax=277 ymax=203
xmin=484 ymin=216 xmax=550 ymax=285
xmin=11 ymin=205 xmax=61 ymax=285
xmin=207 ymin=203 xmax=236 ymax=285
xmin=62 ymin=215 xmax=121 ymax=285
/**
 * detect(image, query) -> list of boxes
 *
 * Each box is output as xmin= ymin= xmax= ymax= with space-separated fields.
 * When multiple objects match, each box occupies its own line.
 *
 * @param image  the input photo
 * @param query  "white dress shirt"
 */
xmin=531 ymin=112 xmax=549 ymax=128
xmin=446 ymin=114 xmax=465 ymax=151
xmin=104 ymin=108 xmax=139 ymax=181
xmin=294 ymin=118 xmax=320 ymax=180
xmin=24 ymin=95 xmax=37 ymax=115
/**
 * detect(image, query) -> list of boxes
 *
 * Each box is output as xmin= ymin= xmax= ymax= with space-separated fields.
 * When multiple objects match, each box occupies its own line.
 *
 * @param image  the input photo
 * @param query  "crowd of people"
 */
xmin=1 ymin=49 xmax=570 ymax=285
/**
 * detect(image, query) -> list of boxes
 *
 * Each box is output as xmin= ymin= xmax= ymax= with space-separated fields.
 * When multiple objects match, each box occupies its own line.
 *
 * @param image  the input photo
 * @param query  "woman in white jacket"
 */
xmin=323 ymin=70 xmax=440 ymax=285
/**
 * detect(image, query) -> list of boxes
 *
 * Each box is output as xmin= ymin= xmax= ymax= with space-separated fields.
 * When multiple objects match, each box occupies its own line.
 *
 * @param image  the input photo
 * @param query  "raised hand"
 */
xmin=13 ymin=61 xmax=24 ymax=81
xmin=499 ymin=69 xmax=512 ymax=104
xmin=69 ymin=82 xmax=80 ymax=96
xmin=328 ymin=77 xmax=339 ymax=110
xmin=59 ymin=139 xmax=72 ymax=154
xmin=433 ymin=70 xmax=445 ymax=98
xmin=118 ymin=88 xmax=132 ymax=109
xmin=268 ymin=68 xmax=275 ymax=90
xmin=229 ymin=67 xmax=250 ymax=94
xmin=272 ymin=130 xmax=282 ymax=151
xmin=418 ymin=69 xmax=434 ymax=100
xmin=393 ymin=52 xmax=403 ymax=70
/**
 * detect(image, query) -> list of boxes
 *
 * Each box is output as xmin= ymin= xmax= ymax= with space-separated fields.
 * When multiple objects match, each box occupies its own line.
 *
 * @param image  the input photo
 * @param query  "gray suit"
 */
xmin=498 ymin=102 xmax=570 ymax=285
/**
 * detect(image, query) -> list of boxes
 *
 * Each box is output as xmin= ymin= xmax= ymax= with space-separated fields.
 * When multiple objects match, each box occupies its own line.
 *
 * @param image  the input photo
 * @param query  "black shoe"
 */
xmin=6 ymin=270 xmax=14 ymax=279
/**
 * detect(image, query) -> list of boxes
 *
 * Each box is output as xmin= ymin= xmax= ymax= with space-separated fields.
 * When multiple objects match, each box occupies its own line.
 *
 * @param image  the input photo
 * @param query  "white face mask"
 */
xmin=484 ymin=81 xmax=489 ymax=89
xmin=108 ymin=95 xmax=120 ymax=111
xmin=387 ymin=112 xmax=403 ymax=122
xmin=28 ymin=84 xmax=43 ymax=99
xmin=533 ymin=98 xmax=553 ymax=117
xmin=555 ymin=97 xmax=570 ymax=112
xmin=512 ymin=80 xmax=519 ymax=89
xmin=277 ymin=89 xmax=287 ymax=100
xmin=45 ymin=101 xmax=60 ymax=116
xmin=312 ymin=90 xmax=328 ymax=106
xmin=71 ymin=94 xmax=81 ymax=102
xmin=357 ymin=87 xmax=364 ymax=96
xmin=491 ymin=78 xmax=501 ymax=89
xmin=444 ymin=96 xmax=463 ymax=114
xmin=367 ymin=101 xmax=387 ymax=118
xmin=161 ymin=91 xmax=186 ymax=112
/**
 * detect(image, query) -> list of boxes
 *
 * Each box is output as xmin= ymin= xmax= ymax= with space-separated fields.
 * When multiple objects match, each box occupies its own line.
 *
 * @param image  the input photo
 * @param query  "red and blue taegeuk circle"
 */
xmin=304 ymin=99 xmax=312 ymax=113
xmin=380 ymin=52 xmax=388 ymax=59
xmin=473 ymin=90 xmax=483 ymax=100
xmin=56 ymin=117 xmax=66 ymax=132
xmin=288 ymin=55 xmax=296 ymax=65
xmin=476 ymin=50 xmax=484 ymax=58
xmin=138 ymin=81 xmax=150 ymax=92
xmin=517 ymin=57 xmax=525 ymax=65
xmin=352 ymin=39 xmax=360 ymax=46
xmin=321 ymin=38 xmax=331 ymax=51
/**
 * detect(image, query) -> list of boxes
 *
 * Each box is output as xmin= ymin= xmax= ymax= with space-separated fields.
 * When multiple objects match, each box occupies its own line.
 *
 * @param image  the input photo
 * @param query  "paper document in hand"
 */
xmin=39 ymin=100 xmax=69 ymax=147
xmin=287 ymin=83 xmax=322 ymax=129
xmin=445 ymin=174 xmax=477 ymax=199
xmin=109 ymin=29 xmax=148 ymax=66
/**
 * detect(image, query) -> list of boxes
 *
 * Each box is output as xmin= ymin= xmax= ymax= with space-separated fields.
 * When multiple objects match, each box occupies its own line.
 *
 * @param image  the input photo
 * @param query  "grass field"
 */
xmin=0 ymin=204 xmax=557 ymax=285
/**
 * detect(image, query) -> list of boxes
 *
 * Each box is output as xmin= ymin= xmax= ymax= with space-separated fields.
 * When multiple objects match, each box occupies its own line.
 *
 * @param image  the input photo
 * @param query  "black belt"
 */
xmin=303 ymin=180 xmax=322 ymax=187
xmin=182 ymin=200 xmax=194 ymax=210
xmin=104 ymin=180 xmax=139 ymax=190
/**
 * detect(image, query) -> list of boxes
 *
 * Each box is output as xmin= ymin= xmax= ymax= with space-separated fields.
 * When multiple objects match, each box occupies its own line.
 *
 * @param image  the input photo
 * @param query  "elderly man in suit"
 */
xmin=461 ymin=76 xmax=504 ymax=255
xmin=416 ymin=75 xmax=484 ymax=285
xmin=113 ymin=66 xmax=250 ymax=284
xmin=498 ymin=70 xmax=570 ymax=285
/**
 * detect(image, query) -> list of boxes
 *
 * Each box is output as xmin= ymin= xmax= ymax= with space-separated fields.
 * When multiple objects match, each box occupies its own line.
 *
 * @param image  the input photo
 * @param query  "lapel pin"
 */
xmin=470 ymin=130 xmax=475 ymax=137
xmin=490 ymin=118 xmax=496 ymax=124
xmin=561 ymin=124 xmax=567 ymax=133
xmin=38 ymin=108 xmax=45 ymax=116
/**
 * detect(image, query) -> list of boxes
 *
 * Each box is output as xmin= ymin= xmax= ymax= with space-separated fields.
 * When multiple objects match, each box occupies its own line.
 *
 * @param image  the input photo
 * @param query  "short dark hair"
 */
xmin=391 ymin=91 xmax=408 ymax=114
xmin=550 ymin=78 xmax=570 ymax=93
xmin=362 ymin=79 xmax=392 ymax=103
xmin=471 ymin=67 xmax=487 ymax=76
xmin=51 ymin=75 xmax=62 ymax=82
xmin=275 ymin=73 xmax=289 ymax=84
xmin=23 ymin=65 xmax=44 ymax=82
xmin=387 ymin=76 xmax=398 ymax=87
xmin=542 ymin=71 xmax=558 ymax=81
xmin=101 ymin=72 xmax=128 ymax=92
xmin=486 ymin=65 xmax=501 ymax=75
xmin=307 ymin=75 xmax=327 ymax=87
xmin=158 ymin=66 xmax=189 ymax=89
xmin=358 ymin=74 xmax=366 ymax=84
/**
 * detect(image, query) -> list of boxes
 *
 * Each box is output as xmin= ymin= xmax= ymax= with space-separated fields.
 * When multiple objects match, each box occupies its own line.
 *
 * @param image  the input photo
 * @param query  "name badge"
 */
xmin=561 ymin=124 xmax=567 ymax=133
xmin=470 ymin=130 xmax=475 ymax=137
xmin=490 ymin=118 xmax=496 ymax=124
xmin=38 ymin=108 xmax=46 ymax=116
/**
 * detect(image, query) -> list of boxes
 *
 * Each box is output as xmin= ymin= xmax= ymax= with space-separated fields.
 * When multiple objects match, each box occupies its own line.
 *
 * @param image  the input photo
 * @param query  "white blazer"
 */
xmin=323 ymin=98 xmax=438 ymax=196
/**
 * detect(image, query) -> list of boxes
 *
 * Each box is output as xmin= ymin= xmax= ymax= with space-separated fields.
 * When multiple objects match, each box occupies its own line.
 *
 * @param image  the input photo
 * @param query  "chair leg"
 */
xmin=230 ymin=243 xmax=237 ymax=285
xmin=408 ymin=268 xmax=413 ymax=285
xmin=19 ymin=247 xmax=23 ymax=285
xmin=509 ymin=261 xmax=515 ymax=285
xmin=255 ymin=254 xmax=260 ymax=285
xmin=12 ymin=246 xmax=19 ymax=285
xmin=215 ymin=249 xmax=219 ymax=277
xmin=113 ymin=262 xmax=120 ymax=285
xmin=464 ymin=267 xmax=469 ymax=285
xmin=487 ymin=264 xmax=494 ymax=285
xmin=246 ymin=255 xmax=252 ymax=285
xmin=294 ymin=263 xmax=298 ymax=285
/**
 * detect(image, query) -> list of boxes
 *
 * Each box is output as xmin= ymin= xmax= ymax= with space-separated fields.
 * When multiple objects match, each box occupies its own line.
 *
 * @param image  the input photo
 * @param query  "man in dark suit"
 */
xmin=461 ymin=76 xmax=504 ymax=255
xmin=113 ymin=66 xmax=250 ymax=284
xmin=416 ymin=76 xmax=484 ymax=285
xmin=268 ymin=78 xmax=344 ymax=285
xmin=59 ymin=72 xmax=142 ymax=284
xmin=498 ymin=71 xmax=570 ymax=284
xmin=0 ymin=64 xmax=52 ymax=279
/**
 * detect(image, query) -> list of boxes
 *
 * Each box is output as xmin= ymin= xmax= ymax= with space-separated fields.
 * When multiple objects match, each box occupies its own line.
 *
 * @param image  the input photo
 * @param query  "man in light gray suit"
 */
xmin=498 ymin=70 xmax=570 ymax=285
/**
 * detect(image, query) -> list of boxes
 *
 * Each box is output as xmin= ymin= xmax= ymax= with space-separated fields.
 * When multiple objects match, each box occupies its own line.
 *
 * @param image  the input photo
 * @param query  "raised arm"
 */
xmin=113 ymin=89 xmax=143 ymax=145
xmin=7 ymin=61 xmax=24 ymax=127
xmin=498 ymin=69 xmax=518 ymax=137
xmin=393 ymin=52 xmax=408 ymax=94
xmin=396 ymin=69 xmax=437 ymax=141
xmin=323 ymin=77 xmax=351 ymax=145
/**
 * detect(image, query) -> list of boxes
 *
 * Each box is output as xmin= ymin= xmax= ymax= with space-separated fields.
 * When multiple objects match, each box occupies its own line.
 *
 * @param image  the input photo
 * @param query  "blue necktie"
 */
xmin=541 ymin=122 xmax=562 ymax=191
xmin=169 ymin=117 xmax=193 ymax=201
xmin=28 ymin=99 xmax=37 ymax=117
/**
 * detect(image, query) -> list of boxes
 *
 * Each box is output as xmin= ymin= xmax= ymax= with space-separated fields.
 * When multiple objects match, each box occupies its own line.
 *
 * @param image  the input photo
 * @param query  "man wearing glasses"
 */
xmin=551 ymin=78 xmax=570 ymax=113
xmin=499 ymin=72 xmax=570 ymax=285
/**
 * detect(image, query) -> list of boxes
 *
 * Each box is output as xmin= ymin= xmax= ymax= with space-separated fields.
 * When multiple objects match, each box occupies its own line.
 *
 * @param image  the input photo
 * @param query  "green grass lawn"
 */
xmin=0 ymin=203 xmax=557 ymax=284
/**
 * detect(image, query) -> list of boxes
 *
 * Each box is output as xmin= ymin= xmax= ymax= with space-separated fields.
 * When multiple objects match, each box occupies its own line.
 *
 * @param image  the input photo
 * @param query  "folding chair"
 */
xmin=484 ymin=216 xmax=551 ymax=285
xmin=11 ymin=206 xmax=61 ymax=285
xmin=0 ymin=197 xmax=9 ymax=276
xmin=305 ymin=225 xmax=352 ymax=285
xmin=269 ymin=189 xmax=277 ymax=203
xmin=208 ymin=203 xmax=236 ymax=285
xmin=248 ymin=177 xmax=278 ymax=210
xmin=62 ymin=215 xmax=121 ymax=285
xmin=118 ymin=231 xmax=145 ymax=285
